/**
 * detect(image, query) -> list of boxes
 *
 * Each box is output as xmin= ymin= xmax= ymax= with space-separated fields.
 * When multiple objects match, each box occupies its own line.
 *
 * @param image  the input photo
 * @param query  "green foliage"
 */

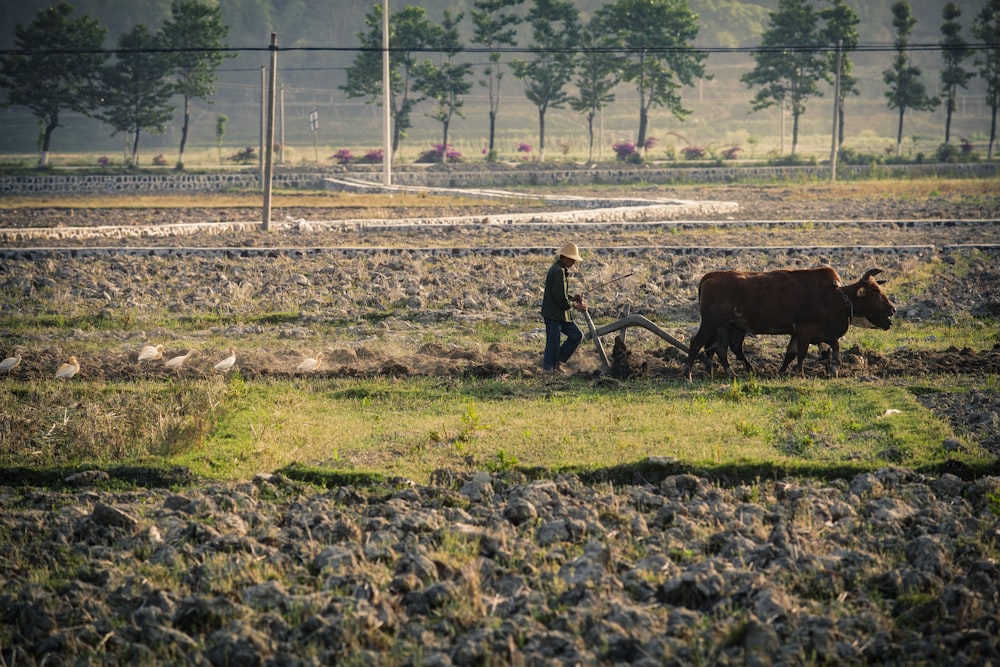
xmin=96 ymin=23 xmax=175 ymax=167
xmin=160 ymin=0 xmax=234 ymax=167
xmin=471 ymin=0 xmax=524 ymax=154
xmin=989 ymin=493 xmax=1000 ymax=517
xmin=883 ymin=1 xmax=941 ymax=155
xmin=740 ymin=0 xmax=828 ymax=156
xmin=569 ymin=22 xmax=620 ymax=164
xmin=340 ymin=4 xmax=437 ymax=156
xmin=938 ymin=2 xmax=974 ymax=145
xmin=596 ymin=0 xmax=708 ymax=151
xmin=0 ymin=3 xmax=108 ymax=166
xmin=510 ymin=0 xmax=580 ymax=161
xmin=6 ymin=373 xmax=991 ymax=483
xmin=413 ymin=10 xmax=472 ymax=156
xmin=971 ymin=0 xmax=1000 ymax=159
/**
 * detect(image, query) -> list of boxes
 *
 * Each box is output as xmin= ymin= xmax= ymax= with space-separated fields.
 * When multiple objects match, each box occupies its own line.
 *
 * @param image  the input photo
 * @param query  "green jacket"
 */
xmin=542 ymin=261 xmax=573 ymax=322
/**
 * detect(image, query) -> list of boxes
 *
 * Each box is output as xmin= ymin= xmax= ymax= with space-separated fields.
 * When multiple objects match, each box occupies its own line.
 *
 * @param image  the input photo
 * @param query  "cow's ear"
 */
xmin=878 ymin=280 xmax=886 ymax=285
xmin=856 ymin=287 xmax=867 ymax=297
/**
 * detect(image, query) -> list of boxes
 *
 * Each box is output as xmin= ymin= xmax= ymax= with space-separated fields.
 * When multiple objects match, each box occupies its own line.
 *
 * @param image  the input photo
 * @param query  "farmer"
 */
xmin=541 ymin=242 xmax=588 ymax=373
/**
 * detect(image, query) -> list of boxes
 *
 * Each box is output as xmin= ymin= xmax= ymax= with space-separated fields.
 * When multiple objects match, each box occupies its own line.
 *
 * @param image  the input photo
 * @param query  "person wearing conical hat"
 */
xmin=541 ymin=242 xmax=588 ymax=373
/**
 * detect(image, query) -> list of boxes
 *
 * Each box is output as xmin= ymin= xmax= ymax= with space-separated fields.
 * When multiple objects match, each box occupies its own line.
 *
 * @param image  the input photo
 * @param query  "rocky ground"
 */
xmin=1 ymin=182 xmax=999 ymax=665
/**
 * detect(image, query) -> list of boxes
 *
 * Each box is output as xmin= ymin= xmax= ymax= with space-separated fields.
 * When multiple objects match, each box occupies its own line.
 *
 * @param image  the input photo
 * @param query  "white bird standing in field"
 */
xmin=164 ymin=350 xmax=195 ymax=372
xmin=55 ymin=356 xmax=80 ymax=379
xmin=137 ymin=344 xmax=164 ymax=362
xmin=214 ymin=348 xmax=237 ymax=372
xmin=296 ymin=352 xmax=323 ymax=373
xmin=0 ymin=351 xmax=22 ymax=374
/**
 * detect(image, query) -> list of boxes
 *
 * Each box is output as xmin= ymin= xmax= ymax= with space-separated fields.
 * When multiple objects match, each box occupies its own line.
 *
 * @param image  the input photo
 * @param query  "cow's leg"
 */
xmin=714 ymin=325 xmax=734 ymax=377
xmin=685 ymin=324 xmax=716 ymax=379
xmin=779 ymin=336 xmax=798 ymax=373
xmin=825 ymin=340 xmax=841 ymax=377
xmin=793 ymin=325 xmax=821 ymax=375
xmin=728 ymin=327 xmax=754 ymax=374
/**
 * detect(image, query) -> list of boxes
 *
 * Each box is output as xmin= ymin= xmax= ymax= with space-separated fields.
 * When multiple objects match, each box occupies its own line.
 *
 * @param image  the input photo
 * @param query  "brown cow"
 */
xmin=685 ymin=267 xmax=895 ymax=378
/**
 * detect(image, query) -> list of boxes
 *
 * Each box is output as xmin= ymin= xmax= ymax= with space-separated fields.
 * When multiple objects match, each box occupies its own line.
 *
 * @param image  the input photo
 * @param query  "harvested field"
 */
xmin=1 ymin=179 xmax=999 ymax=666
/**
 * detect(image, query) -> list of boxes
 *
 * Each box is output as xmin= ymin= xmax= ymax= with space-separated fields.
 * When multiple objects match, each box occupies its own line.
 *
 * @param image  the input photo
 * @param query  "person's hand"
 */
xmin=572 ymin=295 xmax=588 ymax=312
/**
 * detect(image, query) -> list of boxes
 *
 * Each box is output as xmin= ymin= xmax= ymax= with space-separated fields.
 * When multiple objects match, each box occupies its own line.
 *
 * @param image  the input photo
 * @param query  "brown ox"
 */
xmin=684 ymin=267 xmax=895 ymax=378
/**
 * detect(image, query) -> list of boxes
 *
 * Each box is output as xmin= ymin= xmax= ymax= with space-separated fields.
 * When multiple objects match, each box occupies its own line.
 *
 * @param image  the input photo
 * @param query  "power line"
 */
xmin=1 ymin=42 xmax=997 ymax=58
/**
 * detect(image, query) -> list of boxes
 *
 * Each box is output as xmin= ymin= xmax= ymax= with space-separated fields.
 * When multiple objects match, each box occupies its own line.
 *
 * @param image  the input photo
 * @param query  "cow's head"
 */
xmin=848 ymin=268 xmax=895 ymax=329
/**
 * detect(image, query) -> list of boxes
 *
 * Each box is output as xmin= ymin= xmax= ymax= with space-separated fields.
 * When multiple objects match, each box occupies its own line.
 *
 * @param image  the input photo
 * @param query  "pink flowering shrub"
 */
xmin=721 ymin=146 xmax=743 ymax=160
xmin=681 ymin=145 xmax=706 ymax=160
xmin=417 ymin=144 xmax=462 ymax=163
xmin=359 ymin=149 xmax=383 ymax=164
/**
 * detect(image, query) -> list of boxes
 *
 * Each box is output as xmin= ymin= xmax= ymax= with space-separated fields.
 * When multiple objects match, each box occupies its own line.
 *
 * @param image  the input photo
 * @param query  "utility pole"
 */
xmin=259 ymin=66 xmax=265 ymax=185
xmin=279 ymin=83 xmax=285 ymax=165
xmin=829 ymin=40 xmax=842 ymax=182
xmin=382 ymin=0 xmax=391 ymax=186
xmin=262 ymin=33 xmax=278 ymax=232
xmin=309 ymin=109 xmax=319 ymax=163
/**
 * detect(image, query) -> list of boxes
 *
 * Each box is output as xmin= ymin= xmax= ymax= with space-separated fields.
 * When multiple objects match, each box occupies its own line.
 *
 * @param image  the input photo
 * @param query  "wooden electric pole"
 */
xmin=829 ymin=40 xmax=842 ymax=182
xmin=262 ymin=33 xmax=278 ymax=232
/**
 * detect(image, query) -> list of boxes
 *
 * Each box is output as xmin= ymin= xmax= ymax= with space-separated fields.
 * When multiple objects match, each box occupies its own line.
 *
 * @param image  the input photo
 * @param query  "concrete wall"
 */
xmin=0 ymin=162 xmax=995 ymax=195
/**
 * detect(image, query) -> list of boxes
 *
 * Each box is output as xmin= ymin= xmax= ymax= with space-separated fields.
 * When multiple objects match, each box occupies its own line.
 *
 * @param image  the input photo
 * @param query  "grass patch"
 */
xmin=3 ymin=375 xmax=995 ymax=486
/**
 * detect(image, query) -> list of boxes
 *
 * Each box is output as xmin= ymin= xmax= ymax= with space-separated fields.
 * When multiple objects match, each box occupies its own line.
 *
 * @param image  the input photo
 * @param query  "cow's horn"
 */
xmin=861 ymin=268 xmax=882 ymax=282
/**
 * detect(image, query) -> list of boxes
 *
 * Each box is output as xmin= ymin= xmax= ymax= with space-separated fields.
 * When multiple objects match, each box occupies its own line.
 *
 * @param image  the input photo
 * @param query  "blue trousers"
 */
xmin=543 ymin=318 xmax=583 ymax=371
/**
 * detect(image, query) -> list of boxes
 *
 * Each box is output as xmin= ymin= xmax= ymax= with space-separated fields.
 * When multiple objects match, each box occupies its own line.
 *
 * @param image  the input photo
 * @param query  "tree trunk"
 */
xmin=989 ymin=104 xmax=997 ymax=160
xmin=791 ymin=110 xmax=800 ymax=156
xmin=131 ymin=130 xmax=141 ymax=168
xmin=636 ymin=51 xmax=647 ymax=153
xmin=944 ymin=91 xmax=954 ymax=144
xmin=488 ymin=110 xmax=497 ymax=154
xmin=896 ymin=106 xmax=906 ymax=157
xmin=40 ymin=118 xmax=58 ymax=168
xmin=586 ymin=111 xmax=595 ymax=164
xmin=538 ymin=107 xmax=546 ymax=162
xmin=637 ymin=107 xmax=648 ymax=155
xmin=391 ymin=109 xmax=401 ymax=157
xmin=178 ymin=94 xmax=191 ymax=168
xmin=837 ymin=97 xmax=846 ymax=148
xmin=441 ymin=119 xmax=450 ymax=163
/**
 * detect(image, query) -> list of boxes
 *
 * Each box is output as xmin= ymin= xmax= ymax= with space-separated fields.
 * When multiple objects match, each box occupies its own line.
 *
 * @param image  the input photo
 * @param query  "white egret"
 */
xmin=138 ymin=344 xmax=164 ymax=362
xmin=0 ymin=351 xmax=22 ymax=373
xmin=214 ymin=349 xmax=237 ymax=372
xmin=164 ymin=350 xmax=195 ymax=371
xmin=55 ymin=356 xmax=80 ymax=379
xmin=296 ymin=352 xmax=323 ymax=373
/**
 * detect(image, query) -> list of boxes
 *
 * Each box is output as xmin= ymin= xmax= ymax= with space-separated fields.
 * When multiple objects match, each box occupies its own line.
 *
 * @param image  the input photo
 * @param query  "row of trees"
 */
xmin=2 ymin=0 xmax=999 ymax=166
xmin=0 ymin=1 xmax=230 ymax=167
xmin=342 ymin=0 xmax=1000 ymax=162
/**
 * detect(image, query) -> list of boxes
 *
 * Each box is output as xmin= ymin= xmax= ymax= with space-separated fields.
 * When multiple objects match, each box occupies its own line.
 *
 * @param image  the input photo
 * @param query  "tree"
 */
xmin=414 ymin=11 xmax=473 ymax=162
xmin=569 ymin=23 xmax=620 ymax=164
xmin=160 ymin=0 xmax=233 ymax=169
xmin=471 ymin=0 xmax=524 ymax=159
xmin=972 ymin=0 xmax=1000 ymax=158
xmin=215 ymin=113 xmax=227 ymax=164
xmin=96 ymin=24 xmax=175 ymax=167
xmin=511 ymin=0 xmax=579 ymax=162
xmin=883 ymin=1 xmax=939 ymax=157
xmin=820 ymin=0 xmax=860 ymax=149
xmin=740 ymin=0 xmax=828 ymax=157
xmin=0 ymin=3 xmax=107 ymax=167
xmin=341 ymin=4 xmax=436 ymax=157
xmin=596 ymin=0 xmax=708 ymax=155
xmin=939 ymin=2 xmax=974 ymax=145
